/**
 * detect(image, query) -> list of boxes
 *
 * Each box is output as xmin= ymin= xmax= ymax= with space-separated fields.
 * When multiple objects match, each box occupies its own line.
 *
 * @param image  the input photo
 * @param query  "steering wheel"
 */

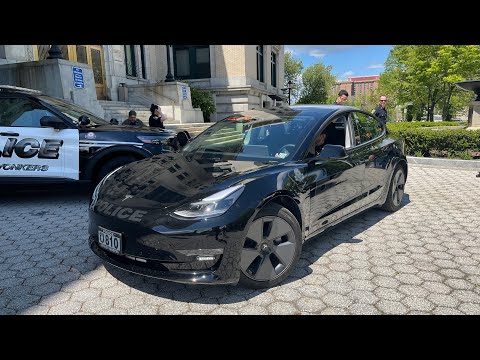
xmin=275 ymin=144 xmax=296 ymax=158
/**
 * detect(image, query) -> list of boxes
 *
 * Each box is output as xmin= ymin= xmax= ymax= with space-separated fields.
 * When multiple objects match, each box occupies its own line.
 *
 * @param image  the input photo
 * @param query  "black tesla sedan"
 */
xmin=88 ymin=105 xmax=407 ymax=288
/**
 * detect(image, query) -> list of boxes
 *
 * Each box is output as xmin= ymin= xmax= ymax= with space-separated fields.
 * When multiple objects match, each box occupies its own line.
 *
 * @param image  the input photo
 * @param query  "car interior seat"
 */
xmin=265 ymin=124 xmax=289 ymax=155
xmin=325 ymin=120 xmax=346 ymax=147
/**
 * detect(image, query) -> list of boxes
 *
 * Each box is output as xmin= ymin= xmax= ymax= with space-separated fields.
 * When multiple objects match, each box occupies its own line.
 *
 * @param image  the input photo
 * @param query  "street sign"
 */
xmin=73 ymin=66 xmax=84 ymax=89
xmin=181 ymin=85 xmax=188 ymax=100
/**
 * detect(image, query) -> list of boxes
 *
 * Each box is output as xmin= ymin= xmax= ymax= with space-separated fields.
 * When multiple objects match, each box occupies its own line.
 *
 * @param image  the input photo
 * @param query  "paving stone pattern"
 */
xmin=1 ymin=165 xmax=479 ymax=314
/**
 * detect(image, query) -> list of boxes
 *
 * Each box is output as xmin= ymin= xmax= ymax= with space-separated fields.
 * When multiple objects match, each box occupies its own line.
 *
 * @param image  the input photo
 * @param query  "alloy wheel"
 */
xmin=240 ymin=215 xmax=296 ymax=282
xmin=392 ymin=169 xmax=405 ymax=207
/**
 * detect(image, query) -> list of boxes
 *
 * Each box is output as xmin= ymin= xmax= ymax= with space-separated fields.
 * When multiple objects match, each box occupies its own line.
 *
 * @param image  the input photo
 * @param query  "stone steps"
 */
xmin=99 ymin=101 xmax=188 ymax=125
xmin=99 ymin=100 xmax=213 ymax=136
xmin=165 ymin=123 xmax=213 ymax=137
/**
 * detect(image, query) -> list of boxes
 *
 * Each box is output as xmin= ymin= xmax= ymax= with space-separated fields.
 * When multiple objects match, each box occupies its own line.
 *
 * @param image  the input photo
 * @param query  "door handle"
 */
xmin=0 ymin=132 xmax=19 ymax=136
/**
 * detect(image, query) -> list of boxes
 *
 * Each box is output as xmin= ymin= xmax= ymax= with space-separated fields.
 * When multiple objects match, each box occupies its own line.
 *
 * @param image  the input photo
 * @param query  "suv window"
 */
xmin=352 ymin=111 xmax=383 ymax=146
xmin=0 ymin=98 xmax=55 ymax=127
xmin=38 ymin=95 xmax=109 ymax=126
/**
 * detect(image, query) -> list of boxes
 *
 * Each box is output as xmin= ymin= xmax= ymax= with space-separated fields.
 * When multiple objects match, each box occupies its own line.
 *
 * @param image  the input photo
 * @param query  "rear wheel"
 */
xmin=381 ymin=165 xmax=406 ymax=212
xmin=239 ymin=203 xmax=302 ymax=289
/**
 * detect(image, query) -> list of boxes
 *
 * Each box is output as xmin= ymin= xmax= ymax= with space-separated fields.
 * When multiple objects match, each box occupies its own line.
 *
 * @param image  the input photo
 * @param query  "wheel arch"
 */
xmin=84 ymin=145 xmax=151 ymax=181
xmin=378 ymin=156 xmax=408 ymax=209
xmin=257 ymin=191 xmax=304 ymax=238
xmin=396 ymin=158 xmax=408 ymax=181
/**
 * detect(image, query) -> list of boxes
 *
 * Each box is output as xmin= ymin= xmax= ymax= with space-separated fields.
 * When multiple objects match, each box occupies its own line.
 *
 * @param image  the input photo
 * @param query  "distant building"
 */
xmin=332 ymin=75 xmax=380 ymax=97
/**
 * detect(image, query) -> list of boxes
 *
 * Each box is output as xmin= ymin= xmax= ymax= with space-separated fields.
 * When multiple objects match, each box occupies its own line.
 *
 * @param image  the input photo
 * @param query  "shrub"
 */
xmin=386 ymin=123 xmax=480 ymax=159
xmin=190 ymin=87 xmax=216 ymax=121
xmin=387 ymin=121 xmax=464 ymax=131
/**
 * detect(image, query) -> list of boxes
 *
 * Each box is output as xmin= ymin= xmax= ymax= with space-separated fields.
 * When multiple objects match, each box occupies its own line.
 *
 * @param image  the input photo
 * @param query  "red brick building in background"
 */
xmin=332 ymin=75 xmax=380 ymax=97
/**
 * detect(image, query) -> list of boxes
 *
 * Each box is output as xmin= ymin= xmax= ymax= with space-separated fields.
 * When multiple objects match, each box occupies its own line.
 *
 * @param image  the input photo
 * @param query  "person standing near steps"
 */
xmin=149 ymin=103 xmax=167 ymax=129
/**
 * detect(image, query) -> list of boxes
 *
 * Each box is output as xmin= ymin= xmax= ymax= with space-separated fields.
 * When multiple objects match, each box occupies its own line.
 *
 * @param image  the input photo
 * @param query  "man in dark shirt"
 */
xmin=122 ymin=110 xmax=145 ymax=126
xmin=373 ymin=95 xmax=388 ymax=126
xmin=333 ymin=89 xmax=349 ymax=105
xmin=306 ymin=132 xmax=327 ymax=157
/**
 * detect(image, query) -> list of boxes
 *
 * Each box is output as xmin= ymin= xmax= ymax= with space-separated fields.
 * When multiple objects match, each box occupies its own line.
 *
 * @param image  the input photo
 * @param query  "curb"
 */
xmin=407 ymin=156 xmax=480 ymax=169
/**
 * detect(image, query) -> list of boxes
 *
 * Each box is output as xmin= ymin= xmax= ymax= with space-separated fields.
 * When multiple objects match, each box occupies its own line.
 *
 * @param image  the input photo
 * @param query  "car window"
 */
xmin=351 ymin=111 xmax=383 ymax=146
xmin=304 ymin=114 xmax=347 ymax=158
xmin=0 ymin=98 xmax=56 ymax=128
xmin=38 ymin=95 xmax=109 ymax=126
xmin=182 ymin=108 xmax=334 ymax=162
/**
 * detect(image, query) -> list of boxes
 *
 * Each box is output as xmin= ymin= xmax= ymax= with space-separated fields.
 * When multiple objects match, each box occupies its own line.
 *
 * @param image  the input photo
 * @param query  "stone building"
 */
xmin=0 ymin=45 xmax=285 ymax=123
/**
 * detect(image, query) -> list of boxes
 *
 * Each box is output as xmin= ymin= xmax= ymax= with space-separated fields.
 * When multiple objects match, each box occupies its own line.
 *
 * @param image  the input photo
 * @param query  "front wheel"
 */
xmin=381 ymin=165 xmax=406 ymax=212
xmin=239 ymin=203 xmax=302 ymax=289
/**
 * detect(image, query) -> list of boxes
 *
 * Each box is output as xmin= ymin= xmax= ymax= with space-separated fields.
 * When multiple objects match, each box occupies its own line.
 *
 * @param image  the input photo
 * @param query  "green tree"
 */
xmin=350 ymin=88 xmax=380 ymax=112
xmin=380 ymin=45 xmax=480 ymax=121
xmin=297 ymin=63 xmax=335 ymax=104
xmin=190 ymin=86 xmax=216 ymax=121
xmin=432 ymin=45 xmax=480 ymax=119
xmin=284 ymin=51 xmax=303 ymax=102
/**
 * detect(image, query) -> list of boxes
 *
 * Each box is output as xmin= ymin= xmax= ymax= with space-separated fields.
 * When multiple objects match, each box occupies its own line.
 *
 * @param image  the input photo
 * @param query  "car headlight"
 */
xmin=172 ymin=185 xmax=245 ymax=219
xmin=137 ymin=136 xmax=171 ymax=145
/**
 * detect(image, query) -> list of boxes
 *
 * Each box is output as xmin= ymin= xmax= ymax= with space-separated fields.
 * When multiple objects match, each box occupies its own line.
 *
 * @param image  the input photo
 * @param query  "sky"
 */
xmin=285 ymin=45 xmax=392 ymax=80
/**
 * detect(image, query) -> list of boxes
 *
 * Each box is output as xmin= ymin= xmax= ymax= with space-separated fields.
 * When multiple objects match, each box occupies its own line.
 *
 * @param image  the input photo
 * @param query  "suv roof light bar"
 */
xmin=0 ymin=85 xmax=42 ymax=95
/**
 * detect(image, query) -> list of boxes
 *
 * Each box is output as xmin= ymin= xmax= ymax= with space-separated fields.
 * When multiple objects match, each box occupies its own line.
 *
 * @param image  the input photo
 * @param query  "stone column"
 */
xmin=468 ymin=101 xmax=480 ymax=129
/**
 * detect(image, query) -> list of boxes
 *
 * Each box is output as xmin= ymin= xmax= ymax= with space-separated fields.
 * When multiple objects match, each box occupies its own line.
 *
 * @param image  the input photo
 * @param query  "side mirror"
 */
xmin=78 ymin=115 xmax=90 ymax=126
xmin=177 ymin=130 xmax=192 ymax=147
xmin=110 ymin=118 xmax=119 ymax=125
xmin=40 ymin=116 xmax=68 ymax=130
xmin=318 ymin=144 xmax=348 ymax=160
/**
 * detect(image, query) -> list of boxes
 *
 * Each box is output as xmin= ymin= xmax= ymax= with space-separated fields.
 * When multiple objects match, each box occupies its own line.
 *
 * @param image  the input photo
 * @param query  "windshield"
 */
xmin=38 ymin=95 xmax=109 ymax=126
xmin=182 ymin=108 xmax=335 ymax=162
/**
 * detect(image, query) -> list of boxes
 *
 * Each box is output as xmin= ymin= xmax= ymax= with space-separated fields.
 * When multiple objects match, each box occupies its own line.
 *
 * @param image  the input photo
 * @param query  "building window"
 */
xmin=256 ymin=45 xmax=264 ymax=83
xmin=140 ymin=45 xmax=147 ymax=79
xmin=76 ymin=45 xmax=88 ymax=64
xmin=173 ymin=45 xmax=210 ymax=80
xmin=271 ymin=51 xmax=277 ymax=87
xmin=124 ymin=45 xmax=137 ymax=77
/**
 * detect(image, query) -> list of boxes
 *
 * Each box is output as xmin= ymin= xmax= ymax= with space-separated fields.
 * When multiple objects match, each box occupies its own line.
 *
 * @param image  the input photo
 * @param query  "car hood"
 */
xmin=98 ymin=152 xmax=283 ymax=211
xmin=80 ymin=124 xmax=175 ymax=136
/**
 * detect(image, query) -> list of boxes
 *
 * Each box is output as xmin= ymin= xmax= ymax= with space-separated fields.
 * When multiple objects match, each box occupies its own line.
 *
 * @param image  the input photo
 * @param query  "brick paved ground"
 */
xmin=1 ymin=164 xmax=479 ymax=315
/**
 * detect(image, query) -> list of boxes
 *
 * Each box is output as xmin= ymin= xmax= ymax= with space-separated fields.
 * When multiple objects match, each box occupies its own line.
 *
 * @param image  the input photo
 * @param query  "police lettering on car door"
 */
xmin=0 ymin=136 xmax=63 ymax=172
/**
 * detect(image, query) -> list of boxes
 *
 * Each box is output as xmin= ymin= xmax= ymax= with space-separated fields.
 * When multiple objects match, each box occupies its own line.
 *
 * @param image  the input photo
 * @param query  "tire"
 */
xmin=95 ymin=155 xmax=137 ymax=185
xmin=239 ymin=203 xmax=302 ymax=289
xmin=381 ymin=165 xmax=406 ymax=212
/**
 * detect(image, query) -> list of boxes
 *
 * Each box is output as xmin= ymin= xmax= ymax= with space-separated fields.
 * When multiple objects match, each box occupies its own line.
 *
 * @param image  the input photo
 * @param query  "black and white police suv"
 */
xmin=0 ymin=85 xmax=183 ymax=185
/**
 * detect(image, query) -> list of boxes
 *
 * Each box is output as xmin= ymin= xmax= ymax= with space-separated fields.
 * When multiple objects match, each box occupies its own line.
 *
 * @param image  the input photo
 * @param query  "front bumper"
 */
xmin=88 ymin=206 xmax=253 ymax=285
xmin=89 ymin=238 xmax=231 ymax=284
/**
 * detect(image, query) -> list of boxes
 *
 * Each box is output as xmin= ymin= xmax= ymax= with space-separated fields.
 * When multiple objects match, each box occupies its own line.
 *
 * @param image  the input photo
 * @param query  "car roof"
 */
xmin=0 ymin=85 xmax=42 ymax=95
xmin=291 ymin=104 xmax=359 ymax=111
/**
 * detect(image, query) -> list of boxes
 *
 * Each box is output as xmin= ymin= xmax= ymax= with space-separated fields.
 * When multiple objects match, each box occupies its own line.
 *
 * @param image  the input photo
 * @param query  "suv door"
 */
xmin=0 ymin=97 xmax=79 ymax=180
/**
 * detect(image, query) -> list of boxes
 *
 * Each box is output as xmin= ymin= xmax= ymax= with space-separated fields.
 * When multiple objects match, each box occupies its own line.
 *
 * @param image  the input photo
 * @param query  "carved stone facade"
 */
xmin=0 ymin=45 xmax=285 ymax=121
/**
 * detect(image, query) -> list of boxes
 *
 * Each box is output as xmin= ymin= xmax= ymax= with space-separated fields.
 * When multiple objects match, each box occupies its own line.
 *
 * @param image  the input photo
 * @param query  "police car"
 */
xmin=0 ymin=85 xmax=182 ymax=185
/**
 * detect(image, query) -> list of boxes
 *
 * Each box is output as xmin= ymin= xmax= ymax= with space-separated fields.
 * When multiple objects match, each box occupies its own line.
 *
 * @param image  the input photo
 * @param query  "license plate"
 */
xmin=98 ymin=226 xmax=122 ymax=254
